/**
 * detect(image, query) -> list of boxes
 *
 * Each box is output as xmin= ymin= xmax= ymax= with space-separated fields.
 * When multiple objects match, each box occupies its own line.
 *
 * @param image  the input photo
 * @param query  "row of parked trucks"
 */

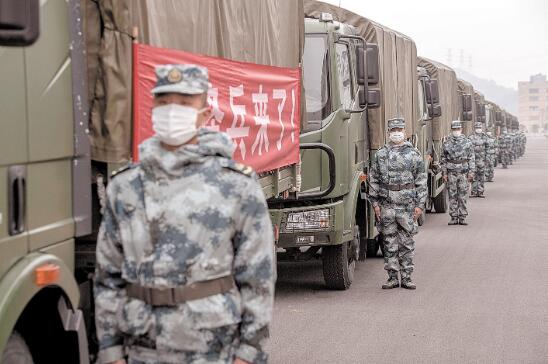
xmin=0 ymin=0 xmax=521 ymax=362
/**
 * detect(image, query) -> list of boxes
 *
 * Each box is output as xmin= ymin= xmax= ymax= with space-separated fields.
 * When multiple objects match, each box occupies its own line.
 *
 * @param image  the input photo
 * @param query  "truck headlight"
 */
xmin=284 ymin=209 xmax=330 ymax=231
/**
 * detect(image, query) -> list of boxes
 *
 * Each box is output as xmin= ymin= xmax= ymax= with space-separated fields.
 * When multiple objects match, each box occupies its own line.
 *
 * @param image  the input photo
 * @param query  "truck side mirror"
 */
xmin=426 ymin=80 xmax=440 ymax=104
xmin=367 ymin=88 xmax=381 ymax=109
xmin=356 ymin=44 xmax=366 ymax=86
xmin=0 ymin=0 xmax=40 ymax=46
xmin=462 ymin=94 xmax=472 ymax=113
xmin=356 ymin=44 xmax=368 ymax=108
xmin=366 ymin=44 xmax=379 ymax=85
xmin=465 ymin=111 xmax=473 ymax=121
xmin=428 ymin=104 xmax=442 ymax=118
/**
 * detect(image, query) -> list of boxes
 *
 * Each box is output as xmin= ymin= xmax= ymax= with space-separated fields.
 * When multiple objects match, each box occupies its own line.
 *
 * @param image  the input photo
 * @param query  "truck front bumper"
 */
xmin=269 ymin=199 xmax=345 ymax=249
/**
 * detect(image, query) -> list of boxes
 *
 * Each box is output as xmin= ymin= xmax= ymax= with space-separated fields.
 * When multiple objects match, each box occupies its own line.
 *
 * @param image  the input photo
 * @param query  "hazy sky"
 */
xmin=323 ymin=0 xmax=548 ymax=89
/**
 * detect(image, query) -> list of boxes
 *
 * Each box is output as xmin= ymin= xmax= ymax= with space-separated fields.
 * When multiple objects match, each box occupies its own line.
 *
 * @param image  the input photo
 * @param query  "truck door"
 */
xmin=24 ymin=0 xmax=74 ymax=252
xmin=0 ymin=46 xmax=30 ymax=277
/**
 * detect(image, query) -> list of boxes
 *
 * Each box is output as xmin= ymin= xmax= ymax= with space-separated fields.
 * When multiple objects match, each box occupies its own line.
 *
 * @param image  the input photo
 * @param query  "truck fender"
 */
xmin=0 ymin=253 xmax=82 ymax=359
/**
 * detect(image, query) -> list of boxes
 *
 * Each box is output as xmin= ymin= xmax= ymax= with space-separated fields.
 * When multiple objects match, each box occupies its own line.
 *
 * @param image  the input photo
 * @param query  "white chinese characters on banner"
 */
xmin=206 ymin=84 xmax=297 ymax=161
xmin=206 ymin=87 xmax=224 ymax=131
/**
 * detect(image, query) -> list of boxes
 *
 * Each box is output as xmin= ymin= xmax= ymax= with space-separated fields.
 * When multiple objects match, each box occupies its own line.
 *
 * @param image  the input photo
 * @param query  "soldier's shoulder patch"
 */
xmin=111 ymin=163 xmax=137 ymax=179
xmin=219 ymin=159 xmax=255 ymax=177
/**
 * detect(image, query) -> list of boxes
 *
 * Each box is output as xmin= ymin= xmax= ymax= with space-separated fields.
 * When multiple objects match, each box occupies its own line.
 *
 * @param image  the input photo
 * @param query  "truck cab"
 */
xmin=269 ymin=15 xmax=378 ymax=290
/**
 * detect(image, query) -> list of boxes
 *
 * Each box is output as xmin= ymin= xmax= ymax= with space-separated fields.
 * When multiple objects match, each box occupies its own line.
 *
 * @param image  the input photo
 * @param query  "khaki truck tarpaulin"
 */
xmin=457 ymin=78 xmax=476 ymax=136
xmin=304 ymin=0 xmax=418 ymax=149
xmin=83 ymin=0 xmax=304 ymax=163
xmin=418 ymin=57 xmax=459 ymax=141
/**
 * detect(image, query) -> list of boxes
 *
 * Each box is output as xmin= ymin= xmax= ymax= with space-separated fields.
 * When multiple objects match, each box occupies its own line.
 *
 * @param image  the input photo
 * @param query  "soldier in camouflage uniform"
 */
xmin=485 ymin=131 xmax=496 ymax=182
xmin=369 ymin=118 xmax=427 ymax=290
xmin=499 ymin=127 xmax=510 ymax=169
xmin=94 ymin=64 xmax=276 ymax=364
xmin=519 ymin=131 xmax=527 ymax=157
xmin=469 ymin=122 xmax=489 ymax=198
xmin=441 ymin=121 xmax=475 ymax=225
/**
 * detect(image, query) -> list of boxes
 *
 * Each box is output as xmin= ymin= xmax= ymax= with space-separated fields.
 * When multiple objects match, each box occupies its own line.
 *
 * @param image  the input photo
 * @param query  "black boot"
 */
xmin=448 ymin=218 xmax=459 ymax=225
xmin=458 ymin=218 xmax=468 ymax=225
xmin=401 ymin=276 xmax=416 ymax=290
xmin=382 ymin=274 xmax=399 ymax=289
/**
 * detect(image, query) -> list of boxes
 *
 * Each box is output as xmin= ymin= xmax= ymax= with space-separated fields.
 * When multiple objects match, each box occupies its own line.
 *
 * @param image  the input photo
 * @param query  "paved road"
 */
xmin=267 ymin=136 xmax=548 ymax=364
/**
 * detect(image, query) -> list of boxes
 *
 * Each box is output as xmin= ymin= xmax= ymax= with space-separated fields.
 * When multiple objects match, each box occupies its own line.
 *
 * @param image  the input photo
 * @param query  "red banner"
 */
xmin=133 ymin=43 xmax=301 ymax=172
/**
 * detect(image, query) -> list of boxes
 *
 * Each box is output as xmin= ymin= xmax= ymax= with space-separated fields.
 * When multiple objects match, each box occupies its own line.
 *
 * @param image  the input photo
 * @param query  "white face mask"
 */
xmin=452 ymin=130 xmax=462 ymax=137
xmin=475 ymin=128 xmax=483 ymax=134
xmin=152 ymin=104 xmax=206 ymax=146
xmin=389 ymin=131 xmax=405 ymax=144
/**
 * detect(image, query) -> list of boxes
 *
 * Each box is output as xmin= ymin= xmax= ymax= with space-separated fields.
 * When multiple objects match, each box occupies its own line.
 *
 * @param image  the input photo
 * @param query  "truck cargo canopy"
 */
xmin=84 ymin=0 xmax=304 ymax=163
xmin=304 ymin=0 xmax=418 ymax=149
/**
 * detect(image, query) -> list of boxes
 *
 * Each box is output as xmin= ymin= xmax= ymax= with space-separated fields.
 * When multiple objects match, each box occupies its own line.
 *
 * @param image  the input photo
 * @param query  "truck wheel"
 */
xmin=1 ymin=332 xmax=34 ymax=364
xmin=322 ymin=226 xmax=358 ymax=290
xmin=433 ymin=186 xmax=448 ymax=213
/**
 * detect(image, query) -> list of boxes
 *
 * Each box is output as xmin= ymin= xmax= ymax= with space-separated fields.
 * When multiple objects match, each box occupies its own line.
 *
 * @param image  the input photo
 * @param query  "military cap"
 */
xmin=151 ymin=64 xmax=210 ymax=95
xmin=451 ymin=120 xmax=462 ymax=129
xmin=474 ymin=122 xmax=484 ymax=129
xmin=387 ymin=117 xmax=405 ymax=130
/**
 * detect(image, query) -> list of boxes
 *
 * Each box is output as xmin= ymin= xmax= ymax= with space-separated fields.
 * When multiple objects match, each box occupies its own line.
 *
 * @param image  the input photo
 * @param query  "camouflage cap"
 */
xmin=474 ymin=122 xmax=484 ymax=129
xmin=451 ymin=120 xmax=462 ymax=129
xmin=387 ymin=117 xmax=405 ymax=130
xmin=151 ymin=64 xmax=210 ymax=95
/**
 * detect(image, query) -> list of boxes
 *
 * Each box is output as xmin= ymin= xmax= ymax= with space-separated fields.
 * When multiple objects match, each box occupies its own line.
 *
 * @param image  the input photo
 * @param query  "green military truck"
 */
xmin=0 ymin=0 xmax=309 ymax=362
xmin=297 ymin=0 xmax=425 ymax=282
xmin=417 ymin=57 xmax=460 ymax=214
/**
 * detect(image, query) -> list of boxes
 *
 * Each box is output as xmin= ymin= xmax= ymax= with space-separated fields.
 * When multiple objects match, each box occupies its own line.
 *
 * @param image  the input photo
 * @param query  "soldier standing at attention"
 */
xmin=485 ymin=131 xmax=496 ymax=182
xmin=94 ymin=64 xmax=276 ymax=364
xmin=469 ymin=122 xmax=489 ymax=198
xmin=499 ymin=127 xmax=510 ymax=169
xmin=369 ymin=118 xmax=427 ymax=290
xmin=441 ymin=121 xmax=475 ymax=225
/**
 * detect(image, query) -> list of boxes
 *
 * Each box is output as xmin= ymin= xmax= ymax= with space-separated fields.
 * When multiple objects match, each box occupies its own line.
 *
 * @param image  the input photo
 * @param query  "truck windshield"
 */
xmin=303 ymin=35 xmax=331 ymax=131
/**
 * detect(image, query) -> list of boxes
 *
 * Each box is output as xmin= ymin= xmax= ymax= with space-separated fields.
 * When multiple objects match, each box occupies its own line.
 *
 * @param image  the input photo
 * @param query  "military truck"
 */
xmin=301 ymin=1 xmax=423 ymax=269
xmin=417 ymin=57 xmax=460 ymax=214
xmin=0 ymin=0 xmax=310 ymax=361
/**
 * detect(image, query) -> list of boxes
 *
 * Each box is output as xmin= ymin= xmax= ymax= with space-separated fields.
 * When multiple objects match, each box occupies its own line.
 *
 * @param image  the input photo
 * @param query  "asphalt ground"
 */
xmin=267 ymin=136 xmax=548 ymax=364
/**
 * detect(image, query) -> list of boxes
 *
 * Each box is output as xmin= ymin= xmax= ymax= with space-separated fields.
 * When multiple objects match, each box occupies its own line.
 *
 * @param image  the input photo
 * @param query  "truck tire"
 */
xmin=322 ymin=226 xmax=358 ymax=290
xmin=1 ymin=332 xmax=34 ymax=364
xmin=433 ymin=186 xmax=448 ymax=213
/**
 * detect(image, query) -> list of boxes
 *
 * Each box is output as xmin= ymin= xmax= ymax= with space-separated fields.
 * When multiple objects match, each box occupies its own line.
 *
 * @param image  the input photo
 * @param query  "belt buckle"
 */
xmin=152 ymin=288 xmax=175 ymax=306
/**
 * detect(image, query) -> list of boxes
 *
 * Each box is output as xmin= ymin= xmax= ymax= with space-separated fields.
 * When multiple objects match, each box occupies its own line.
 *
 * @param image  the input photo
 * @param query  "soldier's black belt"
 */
xmin=386 ymin=183 xmax=415 ymax=191
xmin=448 ymin=159 xmax=467 ymax=164
xmin=126 ymin=275 xmax=236 ymax=306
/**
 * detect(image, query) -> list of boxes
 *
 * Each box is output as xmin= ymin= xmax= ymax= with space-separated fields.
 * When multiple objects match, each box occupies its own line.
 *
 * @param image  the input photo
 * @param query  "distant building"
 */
xmin=518 ymin=74 xmax=548 ymax=131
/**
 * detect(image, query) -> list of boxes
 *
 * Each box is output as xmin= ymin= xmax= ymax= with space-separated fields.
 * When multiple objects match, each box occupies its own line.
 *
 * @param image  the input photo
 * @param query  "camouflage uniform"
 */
xmin=94 ymin=65 xmax=275 ymax=364
xmin=369 ymin=119 xmax=427 ymax=286
xmin=499 ymin=129 xmax=511 ymax=168
xmin=469 ymin=123 xmax=489 ymax=197
xmin=485 ymin=133 xmax=496 ymax=182
xmin=440 ymin=121 xmax=475 ymax=224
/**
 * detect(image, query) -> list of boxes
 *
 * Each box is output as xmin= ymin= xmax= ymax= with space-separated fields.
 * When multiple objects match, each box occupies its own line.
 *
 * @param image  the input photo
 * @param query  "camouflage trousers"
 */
xmin=447 ymin=172 xmax=469 ymax=219
xmin=378 ymin=205 xmax=417 ymax=278
xmin=485 ymin=158 xmax=495 ymax=182
xmin=471 ymin=163 xmax=485 ymax=195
